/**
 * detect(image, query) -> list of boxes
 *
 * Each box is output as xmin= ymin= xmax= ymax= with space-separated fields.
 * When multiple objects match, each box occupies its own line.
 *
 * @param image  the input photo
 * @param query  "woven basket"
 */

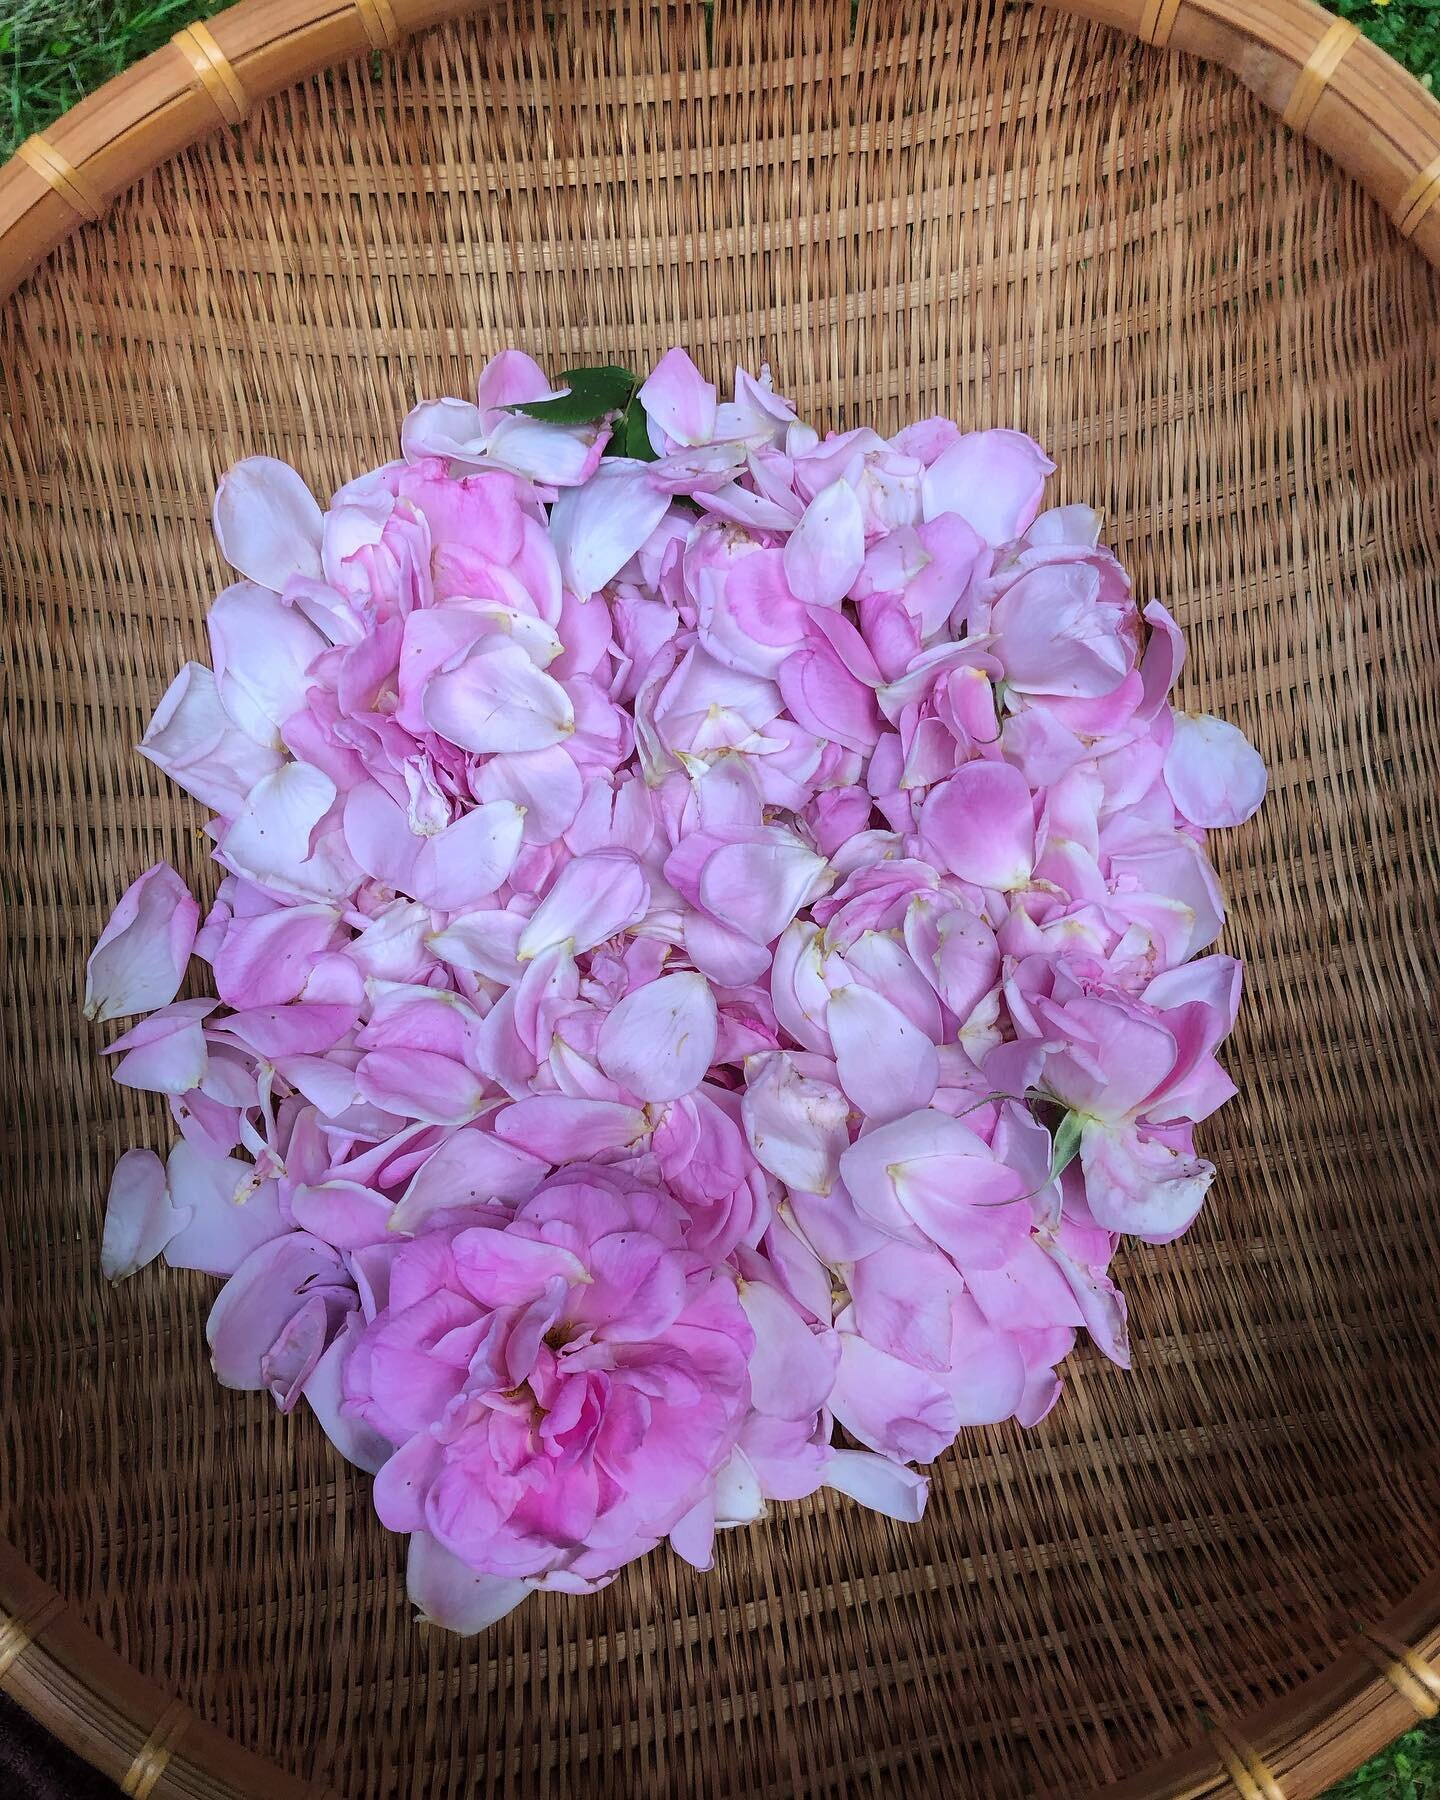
xmin=3 ymin=1 xmax=1439 ymax=1794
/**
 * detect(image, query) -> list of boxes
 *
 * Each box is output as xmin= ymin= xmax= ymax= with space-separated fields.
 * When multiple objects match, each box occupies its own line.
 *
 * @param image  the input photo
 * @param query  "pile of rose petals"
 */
xmin=86 ymin=348 xmax=1266 ymax=1634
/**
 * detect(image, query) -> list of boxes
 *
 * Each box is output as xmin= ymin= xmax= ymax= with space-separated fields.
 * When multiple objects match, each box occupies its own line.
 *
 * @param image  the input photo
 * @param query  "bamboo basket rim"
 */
xmin=2 ymin=0 xmax=1439 ymax=1794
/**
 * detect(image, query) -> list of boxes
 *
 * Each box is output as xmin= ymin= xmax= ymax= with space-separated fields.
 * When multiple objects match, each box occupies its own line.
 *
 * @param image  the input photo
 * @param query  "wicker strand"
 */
xmin=0 ymin=1592 xmax=64 ymax=1682
xmin=1209 ymin=1725 xmax=1287 ymax=1800
xmin=1355 ymin=1627 xmax=1440 ymax=1720
xmin=171 ymin=22 xmax=249 ymax=126
xmin=14 ymin=134 xmax=102 ymax=221
xmin=1281 ymin=17 xmax=1360 ymax=132
xmin=120 ymin=1701 xmax=192 ymax=1800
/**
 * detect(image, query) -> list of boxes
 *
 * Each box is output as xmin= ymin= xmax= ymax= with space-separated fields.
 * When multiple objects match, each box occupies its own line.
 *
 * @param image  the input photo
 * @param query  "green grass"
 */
xmin=0 ymin=0 xmax=224 ymax=157
xmin=2 ymin=0 xmax=1439 ymax=1793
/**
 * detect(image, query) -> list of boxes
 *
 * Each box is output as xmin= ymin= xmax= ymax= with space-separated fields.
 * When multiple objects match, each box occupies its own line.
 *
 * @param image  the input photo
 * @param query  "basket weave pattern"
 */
xmin=2 ymin=3 xmax=1440 ymax=1795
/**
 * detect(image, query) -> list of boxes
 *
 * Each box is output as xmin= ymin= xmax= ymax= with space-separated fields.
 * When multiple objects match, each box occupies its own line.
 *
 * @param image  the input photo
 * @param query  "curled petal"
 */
xmin=85 ymin=863 xmax=198 ymax=1024
xmin=824 ymin=1450 xmax=929 ymax=1523
xmin=101 ymin=1148 xmax=187 ymax=1281
xmin=407 ymin=1531 xmax=535 ymax=1635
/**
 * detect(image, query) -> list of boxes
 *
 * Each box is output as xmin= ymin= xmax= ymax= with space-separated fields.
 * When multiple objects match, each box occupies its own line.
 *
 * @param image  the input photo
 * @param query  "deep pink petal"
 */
xmin=920 ymin=760 xmax=1036 ymax=890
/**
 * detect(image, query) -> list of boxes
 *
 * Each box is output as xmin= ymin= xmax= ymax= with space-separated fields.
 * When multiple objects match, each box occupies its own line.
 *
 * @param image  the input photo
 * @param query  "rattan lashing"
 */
xmin=3 ymin=1 xmax=1440 ymax=1795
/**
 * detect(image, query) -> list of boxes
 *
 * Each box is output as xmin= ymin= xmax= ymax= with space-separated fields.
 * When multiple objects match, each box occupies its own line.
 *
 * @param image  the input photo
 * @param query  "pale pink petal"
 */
xmin=206 ymin=1231 xmax=352 ymax=1389
xmin=839 ymin=1108 xmax=1026 ymax=1257
xmin=163 ymin=1143 xmax=288 ymax=1275
xmin=212 ymin=456 xmax=323 ymax=591
xmin=921 ymin=760 xmax=1035 ymax=890
xmin=452 ymin=1228 xmax=590 ymax=1306
xmin=849 ymin=1240 xmax=962 ymax=1371
xmin=428 ymin=910 xmax=526 ymax=984
xmin=698 ymin=836 xmax=829 ymax=945
xmin=423 ymin=638 xmax=575 ymax=754
xmin=769 ymin=921 xmax=833 ymax=1055
xmin=739 ymin=1279 xmax=838 ymax=1419
xmin=903 ymin=896 xmax=999 ymax=1024
xmin=212 ymin=903 xmax=337 ymax=1009
xmin=407 ymin=1531 xmax=534 ymax=1634
xmin=356 ymin=1049 xmax=486 ymax=1126
xmin=596 ymin=971 xmax=718 ymax=1103
xmin=1039 ymin=1233 xmax=1131 ymax=1367
xmin=207 ymin=581 xmax=326 ymax=746
xmin=220 ymin=762 xmax=344 ymax=896
xmin=138 ymin=663 xmax=283 ymax=814
xmin=476 ymin=348 xmax=554 ymax=419
xmin=217 ymin=1001 xmax=355 ymax=1058
xmin=1079 ymin=1120 xmax=1213 ymax=1242
xmin=302 ymin=1319 xmax=393 ymax=1473
xmin=778 ymin=643 xmax=880 ymax=753
xmin=782 ymin=479 xmax=864 ymax=608
xmin=740 ymin=1051 xmax=850 ymax=1195
xmin=1137 ymin=599 xmax=1187 ymax=718
xmin=683 ymin=910 xmax=776 ymax=987
xmin=549 ymin=459 xmax=671 ymax=597
xmin=104 ymin=999 xmax=212 ymax=1094
xmin=85 ymin=864 xmax=198 ymax=1024
xmin=494 ymin=1095 xmax=647 ymax=1160
xmin=828 ymin=1331 xmax=958 ymax=1463
xmin=668 ymin=1494 xmax=718 ymax=1570
xmin=101 ymin=1148 xmax=187 ymax=1281
xmin=920 ymin=429 xmax=1053 ymax=544
xmin=389 ymin=1129 xmax=546 ymax=1235
xmin=1163 ymin=713 xmax=1267 ymax=827
xmin=474 ymin=747 xmax=583 ymax=845
xmin=342 ymin=783 xmax=421 ymax=891
xmin=400 ymin=397 xmax=486 ymax=463
xmin=828 ymin=985 xmax=939 ymax=1123
xmin=484 ymin=412 xmax=609 ymax=486
xmin=410 ymin=802 xmax=525 ymax=911
xmin=516 ymin=850 xmax=649 ymax=960
xmin=823 ymin=1449 xmax=929 ymax=1523
xmin=638 ymin=347 xmax=717 ymax=448
xmin=290 ymin=1180 xmax=397 ymax=1248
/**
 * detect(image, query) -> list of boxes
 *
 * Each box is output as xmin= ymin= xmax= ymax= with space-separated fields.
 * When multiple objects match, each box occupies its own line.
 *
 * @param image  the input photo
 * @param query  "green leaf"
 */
xmin=1049 ymin=1110 xmax=1084 ymax=1182
xmin=508 ymin=364 xmax=636 ymax=424
xmin=609 ymin=399 xmax=660 ymax=462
